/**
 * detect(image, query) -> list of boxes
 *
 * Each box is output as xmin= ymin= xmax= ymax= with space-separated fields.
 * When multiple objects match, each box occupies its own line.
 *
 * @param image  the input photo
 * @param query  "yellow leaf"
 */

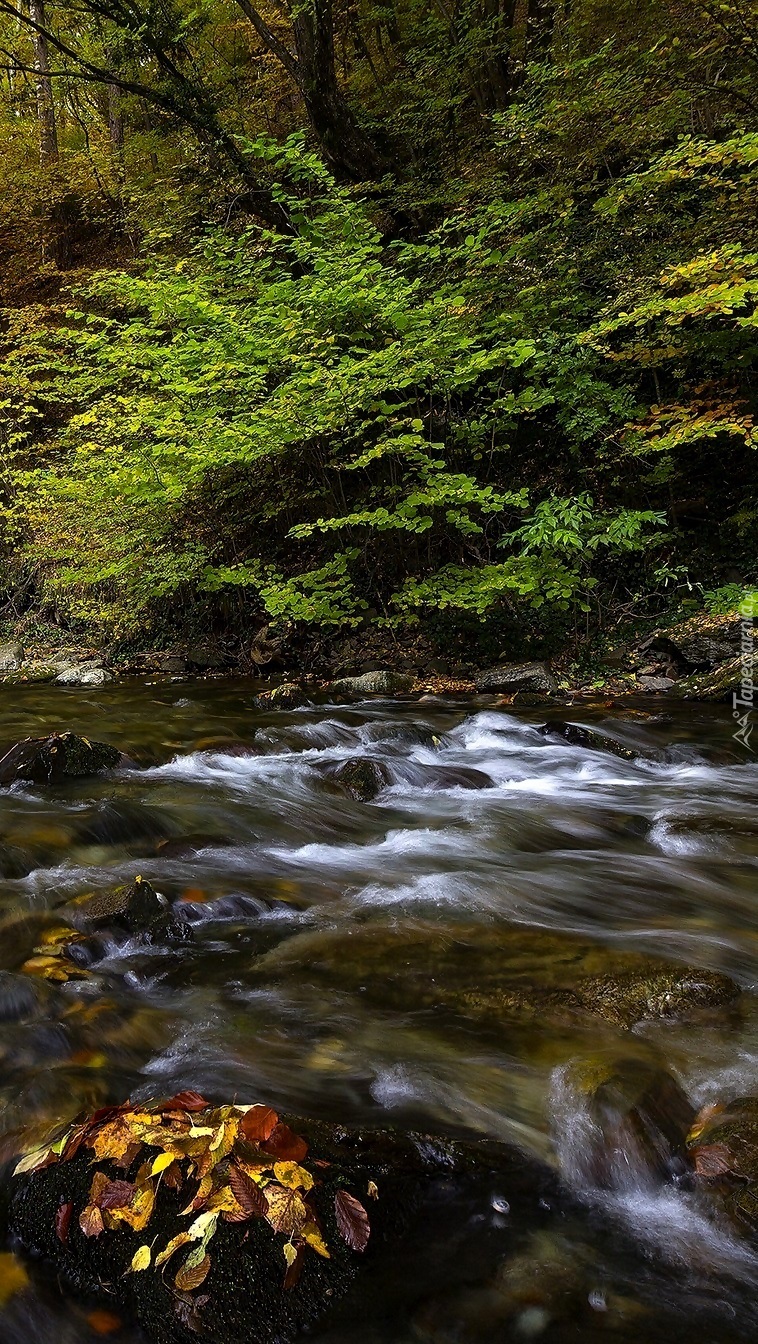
xmin=187 ymin=1209 xmax=219 ymax=1241
xmin=13 ymin=1144 xmax=55 ymax=1176
xmin=155 ymin=1233 xmax=193 ymax=1268
xmin=0 ymin=1252 xmax=29 ymax=1307
xmin=274 ymin=1161 xmax=313 ymax=1192
xmin=264 ymin=1185 xmax=307 ymax=1236
xmin=367 ymin=1180 xmax=379 ymax=1199
xmin=283 ymin=1242 xmax=298 ymax=1269
xmin=151 ymin=1152 xmax=177 ymax=1176
xmin=130 ymin=1245 xmax=152 ymax=1273
xmin=302 ymin=1221 xmax=331 ymax=1259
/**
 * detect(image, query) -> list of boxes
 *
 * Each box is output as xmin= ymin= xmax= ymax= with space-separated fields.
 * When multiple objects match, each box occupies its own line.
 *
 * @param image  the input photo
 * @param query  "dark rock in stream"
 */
xmin=0 ymin=842 xmax=35 ymax=879
xmin=330 ymin=670 xmax=415 ymax=697
xmin=331 ymin=758 xmax=392 ymax=801
xmin=254 ymin=683 xmax=312 ymax=710
xmin=559 ymin=1054 xmax=696 ymax=1186
xmin=0 ymin=733 xmax=124 ymax=787
xmin=74 ymin=802 xmax=176 ymax=849
xmin=253 ymin=924 xmax=740 ymax=1031
xmin=537 ymin=720 xmax=639 ymax=760
xmin=60 ymin=878 xmax=191 ymax=944
xmin=8 ymin=1101 xmax=561 ymax=1344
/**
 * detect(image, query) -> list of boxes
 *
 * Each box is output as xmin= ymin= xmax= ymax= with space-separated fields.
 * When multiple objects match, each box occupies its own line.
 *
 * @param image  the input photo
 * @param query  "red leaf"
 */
xmin=240 ymin=1106 xmax=279 ymax=1144
xmin=164 ymin=1091 xmax=209 ymax=1113
xmin=98 ymin=1179 xmax=136 ymax=1211
xmin=228 ymin=1164 xmax=267 ymax=1220
xmin=55 ymin=1200 xmax=73 ymax=1245
xmin=693 ymin=1142 xmax=734 ymax=1178
xmin=80 ymin=1204 xmax=105 ymax=1238
xmin=261 ymin=1122 xmax=307 ymax=1163
xmin=334 ymin=1189 xmax=370 ymax=1252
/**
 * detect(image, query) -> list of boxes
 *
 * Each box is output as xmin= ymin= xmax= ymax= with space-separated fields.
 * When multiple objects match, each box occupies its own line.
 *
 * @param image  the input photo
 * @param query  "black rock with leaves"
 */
xmin=9 ymin=1097 xmax=560 ymax=1344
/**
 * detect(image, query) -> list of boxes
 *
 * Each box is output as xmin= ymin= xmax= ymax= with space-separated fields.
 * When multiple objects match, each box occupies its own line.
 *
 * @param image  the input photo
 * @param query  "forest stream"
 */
xmin=2 ymin=682 xmax=758 ymax=1343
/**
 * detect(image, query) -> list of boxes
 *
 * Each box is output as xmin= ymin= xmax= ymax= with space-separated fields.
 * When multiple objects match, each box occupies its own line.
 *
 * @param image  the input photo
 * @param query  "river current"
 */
xmin=2 ymin=680 xmax=758 ymax=1342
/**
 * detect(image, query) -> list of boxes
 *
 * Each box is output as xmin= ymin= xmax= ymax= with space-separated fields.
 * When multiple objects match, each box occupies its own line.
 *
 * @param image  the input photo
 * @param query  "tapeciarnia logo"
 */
xmin=733 ymin=592 xmax=758 ymax=752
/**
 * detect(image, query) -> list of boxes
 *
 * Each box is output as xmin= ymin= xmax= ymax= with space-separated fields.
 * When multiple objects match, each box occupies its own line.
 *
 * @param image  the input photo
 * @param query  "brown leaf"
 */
xmin=55 ymin=1200 xmax=73 ymax=1245
xmin=693 ymin=1142 xmax=735 ymax=1178
xmin=229 ymin=1164 xmax=267 ymax=1219
xmin=80 ymin=1204 xmax=105 ymax=1238
xmin=175 ymin=1253 xmax=211 ymax=1293
xmin=163 ymin=1161 xmax=184 ymax=1190
xmin=283 ymin=1243 xmax=305 ymax=1290
xmin=261 ymin=1122 xmax=308 ymax=1163
xmin=165 ymin=1091 xmax=209 ymax=1113
xmin=334 ymin=1190 xmax=370 ymax=1252
xmin=85 ymin=1310 xmax=123 ymax=1336
xmin=240 ymin=1105 xmax=279 ymax=1144
xmin=113 ymin=1141 xmax=143 ymax=1171
xmin=99 ymin=1179 xmax=136 ymax=1211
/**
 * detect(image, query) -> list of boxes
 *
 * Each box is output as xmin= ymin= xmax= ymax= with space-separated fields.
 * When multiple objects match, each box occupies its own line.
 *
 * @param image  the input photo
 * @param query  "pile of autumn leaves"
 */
xmin=15 ymin=1093 xmax=371 ymax=1301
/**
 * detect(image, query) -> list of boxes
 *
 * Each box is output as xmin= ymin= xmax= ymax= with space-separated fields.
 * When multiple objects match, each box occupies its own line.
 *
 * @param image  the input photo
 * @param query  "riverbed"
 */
xmin=2 ymin=681 xmax=758 ymax=1342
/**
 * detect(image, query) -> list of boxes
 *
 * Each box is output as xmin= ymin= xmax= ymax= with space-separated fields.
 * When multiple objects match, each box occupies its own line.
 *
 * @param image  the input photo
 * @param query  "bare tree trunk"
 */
xmin=28 ymin=0 xmax=58 ymax=162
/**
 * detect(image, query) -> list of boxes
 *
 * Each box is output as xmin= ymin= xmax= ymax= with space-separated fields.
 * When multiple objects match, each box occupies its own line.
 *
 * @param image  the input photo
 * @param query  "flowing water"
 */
xmin=2 ymin=680 xmax=758 ymax=1342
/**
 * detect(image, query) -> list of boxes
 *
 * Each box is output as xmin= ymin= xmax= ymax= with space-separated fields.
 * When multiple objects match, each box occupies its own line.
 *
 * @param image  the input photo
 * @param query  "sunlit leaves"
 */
xmin=130 ymin=1245 xmax=152 ymax=1273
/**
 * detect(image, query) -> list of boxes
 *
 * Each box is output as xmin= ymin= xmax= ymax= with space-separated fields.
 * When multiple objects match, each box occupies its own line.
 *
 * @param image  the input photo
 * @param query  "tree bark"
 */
xmin=28 ymin=0 xmax=58 ymax=161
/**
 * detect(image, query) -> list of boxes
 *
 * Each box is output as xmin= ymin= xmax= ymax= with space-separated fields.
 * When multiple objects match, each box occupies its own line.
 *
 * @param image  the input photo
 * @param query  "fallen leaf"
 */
xmin=334 ymin=1189 xmax=370 ymax=1252
xmin=155 ymin=1232 xmax=193 ymax=1268
xmin=229 ymin=1164 xmax=267 ymax=1219
xmin=239 ymin=1105 xmax=278 ymax=1144
xmin=687 ymin=1102 xmax=725 ymax=1145
xmin=80 ymin=1204 xmax=105 ymax=1238
xmin=166 ymin=1091 xmax=209 ymax=1113
xmin=152 ymin=1152 xmax=177 ymax=1176
xmin=693 ymin=1142 xmax=735 ymax=1178
xmin=14 ymin=1144 xmax=57 ymax=1176
xmin=262 ymin=1122 xmax=308 ymax=1163
xmin=55 ymin=1200 xmax=73 ymax=1245
xmin=274 ymin=1161 xmax=313 ymax=1192
xmin=302 ymin=1220 xmax=331 ymax=1258
xmin=99 ymin=1179 xmax=136 ymax=1211
xmin=130 ymin=1245 xmax=152 ymax=1272
xmin=264 ymin=1184 xmax=308 ymax=1236
xmin=175 ymin=1253 xmax=211 ymax=1293
xmin=283 ymin=1242 xmax=304 ymax=1289
xmin=367 ymin=1180 xmax=379 ymax=1199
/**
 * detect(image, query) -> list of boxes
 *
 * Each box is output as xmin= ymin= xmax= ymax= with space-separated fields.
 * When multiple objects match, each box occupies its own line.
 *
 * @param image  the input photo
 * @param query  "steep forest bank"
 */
xmin=0 ymin=0 xmax=756 ymax=683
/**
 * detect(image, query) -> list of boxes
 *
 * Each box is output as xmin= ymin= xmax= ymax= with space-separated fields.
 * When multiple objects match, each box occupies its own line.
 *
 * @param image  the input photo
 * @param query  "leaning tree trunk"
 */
xmin=289 ymin=0 xmax=389 ymax=181
xmin=28 ymin=0 xmax=58 ymax=162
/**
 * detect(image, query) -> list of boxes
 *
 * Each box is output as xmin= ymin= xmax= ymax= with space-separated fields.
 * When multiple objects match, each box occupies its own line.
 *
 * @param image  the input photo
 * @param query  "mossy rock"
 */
xmin=254 ymin=924 xmax=739 ymax=1031
xmin=8 ymin=1103 xmax=558 ymax=1344
xmin=254 ymin=683 xmax=311 ymax=710
xmin=331 ymin=758 xmax=391 ymax=801
xmin=330 ymin=671 xmax=415 ymax=697
xmin=688 ymin=1096 xmax=758 ymax=1232
xmin=0 ymin=733 xmax=122 ymax=787
xmin=61 ymin=878 xmax=190 ymax=942
xmin=667 ymin=656 xmax=742 ymax=702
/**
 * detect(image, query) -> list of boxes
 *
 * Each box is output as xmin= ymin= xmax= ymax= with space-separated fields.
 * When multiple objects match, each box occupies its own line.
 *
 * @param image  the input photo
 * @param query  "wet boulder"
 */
xmin=0 ymin=842 xmax=36 ymax=879
xmin=331 ymin=758 xmax=392 ymax=802
xmin=8 ymin=1098 xmax=559 ymax=1344
xmin=687 ymin=1096 xmax=758 ymax=1232
xmin=475 ymin=662 xmax=557 ymax=695
xmin=60 ymin=878 xmax=190 ymax=944
xmin=254 ymin=683 xmax=311 ymax=710
xmin=537 ymin=722 xmax=638 ymax=761
xmin=557 ymin=1054 xmax=695 ymax=1187
xmin=253 ymin=924 xmax=739 ymax=1032
xmin=330 ymin=671 xmax=415 ymax=697
xmin=0 ymin=733 xmax=123 ymax=787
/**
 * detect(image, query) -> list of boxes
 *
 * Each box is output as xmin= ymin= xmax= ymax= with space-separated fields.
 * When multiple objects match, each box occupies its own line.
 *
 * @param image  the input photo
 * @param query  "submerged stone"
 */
xmin=254 ymin=924 xmax=739 ymax=1031
xmin=558 ymin=1054 xmax=695 ymax=1187
xmin=537 ymin=721 xmax=638 ymax=761
xmin=0 ymin=733 xmax=123 ymax=786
